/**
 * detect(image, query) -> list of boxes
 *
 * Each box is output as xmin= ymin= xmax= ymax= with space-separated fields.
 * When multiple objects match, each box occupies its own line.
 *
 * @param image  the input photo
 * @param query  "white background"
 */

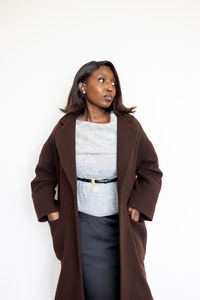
xmin=1 ymin=0 xmax=200 ymax=299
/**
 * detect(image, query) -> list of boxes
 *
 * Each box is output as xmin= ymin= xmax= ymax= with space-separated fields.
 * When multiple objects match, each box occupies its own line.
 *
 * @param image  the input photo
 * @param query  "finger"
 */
xmin=131 ymin=210 xmax=139 ymax=222
xmin=131 ymin=210 xmax=135 ymax=220
xmin=128 ymin=207 xmax=132 ymax=214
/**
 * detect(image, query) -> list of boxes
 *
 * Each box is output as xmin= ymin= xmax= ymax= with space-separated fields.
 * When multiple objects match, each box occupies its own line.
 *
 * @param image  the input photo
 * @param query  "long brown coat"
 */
xmin=30 ymin=111 xmax=163 ymax=300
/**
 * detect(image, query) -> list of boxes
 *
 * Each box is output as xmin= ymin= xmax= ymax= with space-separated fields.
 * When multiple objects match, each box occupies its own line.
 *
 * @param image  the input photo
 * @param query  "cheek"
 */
xmin=88 ymin=85 xmax=103 ymax=98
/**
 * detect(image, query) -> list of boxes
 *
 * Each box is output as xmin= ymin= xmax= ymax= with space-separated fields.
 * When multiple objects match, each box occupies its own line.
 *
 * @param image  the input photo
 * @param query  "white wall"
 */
xmin=1 ymin=0 xmax=199 ymax=299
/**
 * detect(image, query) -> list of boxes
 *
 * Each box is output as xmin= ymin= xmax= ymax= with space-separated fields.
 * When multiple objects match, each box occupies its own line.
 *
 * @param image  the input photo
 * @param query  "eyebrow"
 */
xmin=97 ymin=74 xmax=116 ymax=80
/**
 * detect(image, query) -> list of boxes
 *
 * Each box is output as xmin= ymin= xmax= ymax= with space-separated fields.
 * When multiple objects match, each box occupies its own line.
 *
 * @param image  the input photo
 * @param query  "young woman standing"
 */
xmin=31 ymin=60 xmax=163 ymax=300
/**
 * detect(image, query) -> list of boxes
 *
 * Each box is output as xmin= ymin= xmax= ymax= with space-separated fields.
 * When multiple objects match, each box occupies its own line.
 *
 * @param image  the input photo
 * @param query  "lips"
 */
xmin=104 ymin=94 xmax=113 ymax=100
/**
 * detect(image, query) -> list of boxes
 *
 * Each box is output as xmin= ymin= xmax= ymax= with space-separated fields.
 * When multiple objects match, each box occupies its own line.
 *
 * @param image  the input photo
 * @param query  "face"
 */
xmin=79 ymin=66 xmax=117 ymax=109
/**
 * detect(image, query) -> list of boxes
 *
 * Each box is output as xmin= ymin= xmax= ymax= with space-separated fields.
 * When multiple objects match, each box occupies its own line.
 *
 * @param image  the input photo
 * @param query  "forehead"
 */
xmin=91 ymin=66 xmax=115 ymax=79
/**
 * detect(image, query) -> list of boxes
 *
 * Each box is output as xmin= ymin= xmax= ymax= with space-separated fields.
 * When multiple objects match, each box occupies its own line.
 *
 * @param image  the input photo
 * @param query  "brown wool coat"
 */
xmin=30 ymin=111 xmax=163 ymax=300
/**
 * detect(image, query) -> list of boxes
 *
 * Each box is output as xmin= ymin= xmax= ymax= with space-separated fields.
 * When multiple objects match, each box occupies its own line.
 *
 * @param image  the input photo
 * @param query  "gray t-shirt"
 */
xmin=75 ymin=110 xmax=118 ymax=216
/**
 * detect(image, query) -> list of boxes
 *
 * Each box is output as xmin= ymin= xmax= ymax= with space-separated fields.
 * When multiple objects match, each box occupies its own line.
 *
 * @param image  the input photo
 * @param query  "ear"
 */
xmin=78 ymin=82 xmax=87 ymax=93
xmin=78 ymin=82 xmax=83 ymax=92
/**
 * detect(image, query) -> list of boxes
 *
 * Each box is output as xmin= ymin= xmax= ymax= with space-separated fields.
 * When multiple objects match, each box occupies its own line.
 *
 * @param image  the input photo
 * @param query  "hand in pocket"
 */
xmin=48 ymin=211 xmax=60 ymax=221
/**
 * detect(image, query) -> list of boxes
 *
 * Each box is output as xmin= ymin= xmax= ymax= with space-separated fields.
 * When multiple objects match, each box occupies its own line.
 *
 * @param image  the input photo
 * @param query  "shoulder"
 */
xmin=52 ymin=113 xmax=72 ymax=133
xmin=122 ymin=113 xmax=145 ymax=133
xmin=122 ymin=113 xmax=153 ymax=147
xmin=46 ymin=114 xmax=68 ymax=142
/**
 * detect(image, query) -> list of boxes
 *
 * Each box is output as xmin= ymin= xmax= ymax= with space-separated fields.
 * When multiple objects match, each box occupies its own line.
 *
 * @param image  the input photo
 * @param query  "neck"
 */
xmin=79 ymin=109 xmax=111 ymax=123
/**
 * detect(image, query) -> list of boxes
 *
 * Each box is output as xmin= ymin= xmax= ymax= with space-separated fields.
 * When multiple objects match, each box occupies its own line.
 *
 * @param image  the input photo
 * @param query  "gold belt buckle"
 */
xmin=91 ymin=178 xmax=96 ymax=184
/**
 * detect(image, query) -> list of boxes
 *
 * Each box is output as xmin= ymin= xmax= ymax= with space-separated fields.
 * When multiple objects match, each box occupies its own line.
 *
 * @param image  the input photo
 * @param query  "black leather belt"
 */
xmin=76 ymin=177 xmax=117 ymax=184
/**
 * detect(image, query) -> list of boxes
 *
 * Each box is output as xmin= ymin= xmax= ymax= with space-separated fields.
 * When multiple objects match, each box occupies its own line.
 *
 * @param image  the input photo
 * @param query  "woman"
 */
xmin=30 ymin=60 xmax=163 ymax=300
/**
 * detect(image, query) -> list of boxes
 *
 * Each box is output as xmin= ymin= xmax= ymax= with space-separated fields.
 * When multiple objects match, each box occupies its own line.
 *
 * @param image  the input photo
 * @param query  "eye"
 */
xmin=98 ymin=78 xmax=117 ymax=86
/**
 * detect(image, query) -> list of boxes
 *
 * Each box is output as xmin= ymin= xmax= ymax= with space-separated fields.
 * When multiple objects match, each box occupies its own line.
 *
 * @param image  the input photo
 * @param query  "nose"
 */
xmin=105 ymin=82 xmax=113 ymax=91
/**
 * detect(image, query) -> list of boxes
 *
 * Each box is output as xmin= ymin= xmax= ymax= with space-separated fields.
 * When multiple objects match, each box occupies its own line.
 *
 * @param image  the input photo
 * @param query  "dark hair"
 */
xmin=58 ymin=60 xmax=137 ymax=116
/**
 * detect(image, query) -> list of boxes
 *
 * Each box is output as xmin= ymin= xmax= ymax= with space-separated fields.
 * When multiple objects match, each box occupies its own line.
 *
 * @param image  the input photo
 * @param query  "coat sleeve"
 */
xmin=127 ymin=128 xmax=163 ymax=222
xmin=30 ymin=125 xmax=60 ymax=222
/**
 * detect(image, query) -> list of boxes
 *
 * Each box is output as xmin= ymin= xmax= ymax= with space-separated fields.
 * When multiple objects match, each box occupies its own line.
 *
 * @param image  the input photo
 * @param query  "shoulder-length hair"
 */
xmin=59 ymin=60 xmax=137 ymax=116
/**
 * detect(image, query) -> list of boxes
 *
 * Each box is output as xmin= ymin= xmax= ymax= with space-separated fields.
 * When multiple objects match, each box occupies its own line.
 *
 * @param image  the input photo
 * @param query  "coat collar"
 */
xmin=55 ymin=112 xmax=138 ymax=202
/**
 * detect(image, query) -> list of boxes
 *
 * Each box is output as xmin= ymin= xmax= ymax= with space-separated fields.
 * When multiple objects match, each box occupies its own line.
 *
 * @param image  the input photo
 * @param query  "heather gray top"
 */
xmin=75 ymin=110 xmax=118 ymax=216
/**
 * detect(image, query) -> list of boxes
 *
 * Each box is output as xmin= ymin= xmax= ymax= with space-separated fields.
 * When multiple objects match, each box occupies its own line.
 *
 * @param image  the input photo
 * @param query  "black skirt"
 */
xmin=78 ymin=210 xmax=120 ymax=300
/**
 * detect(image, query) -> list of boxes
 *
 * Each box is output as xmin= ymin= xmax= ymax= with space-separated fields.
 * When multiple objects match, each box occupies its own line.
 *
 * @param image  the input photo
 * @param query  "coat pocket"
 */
xmin=48 ymin=217 xmax=64 ymax=261
xmin=128 ymin=214 xmax=147 ymax=263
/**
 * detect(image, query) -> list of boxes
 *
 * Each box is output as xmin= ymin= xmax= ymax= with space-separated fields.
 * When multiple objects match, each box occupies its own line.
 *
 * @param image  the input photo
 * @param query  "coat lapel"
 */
xmin=55 ymin=112 xmax=137 ymax=203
